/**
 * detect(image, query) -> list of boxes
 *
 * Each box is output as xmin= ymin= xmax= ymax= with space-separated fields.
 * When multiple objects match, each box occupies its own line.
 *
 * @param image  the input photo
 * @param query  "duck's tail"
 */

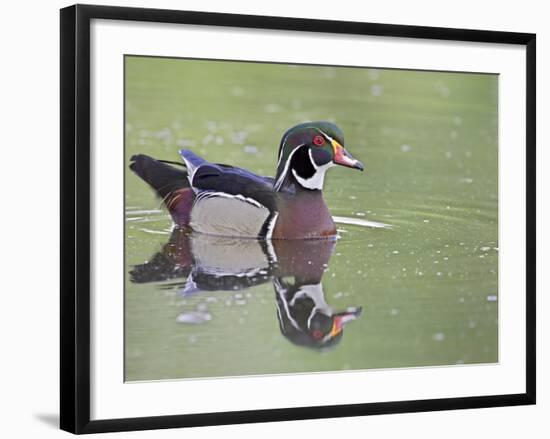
xmin=129 ymin=154 xmax=194 ymax=226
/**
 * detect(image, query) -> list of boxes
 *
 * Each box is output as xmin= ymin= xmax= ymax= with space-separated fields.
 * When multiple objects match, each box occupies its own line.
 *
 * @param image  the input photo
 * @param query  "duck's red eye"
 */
xmin=313 ymin=135 xmax=325 ymax=146
xmin=312 ymin=329 xmax=324 ymax=340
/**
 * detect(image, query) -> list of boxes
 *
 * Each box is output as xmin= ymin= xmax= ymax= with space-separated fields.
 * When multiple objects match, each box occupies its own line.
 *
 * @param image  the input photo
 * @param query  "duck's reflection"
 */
xmin=130 ymin=229 xmax=362 ymax=349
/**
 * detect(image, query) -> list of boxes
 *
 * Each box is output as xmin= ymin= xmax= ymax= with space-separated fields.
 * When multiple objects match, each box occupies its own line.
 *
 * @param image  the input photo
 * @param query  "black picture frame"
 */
xmin=60 ymin=3 xmax=536 ymax=434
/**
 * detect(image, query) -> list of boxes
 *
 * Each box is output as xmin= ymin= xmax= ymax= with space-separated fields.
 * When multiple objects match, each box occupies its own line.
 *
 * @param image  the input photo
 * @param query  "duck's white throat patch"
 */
xmin=291 ymin=149 xmax=334 ymax=190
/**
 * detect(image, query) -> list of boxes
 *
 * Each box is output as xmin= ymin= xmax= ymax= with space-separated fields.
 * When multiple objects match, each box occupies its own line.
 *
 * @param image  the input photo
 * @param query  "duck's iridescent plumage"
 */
xmin=130 ymin=121 xmax=363 ymax=239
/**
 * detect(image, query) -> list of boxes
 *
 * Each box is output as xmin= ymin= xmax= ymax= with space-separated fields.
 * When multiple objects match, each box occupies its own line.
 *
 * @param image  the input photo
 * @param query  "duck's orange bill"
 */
xmin=328 ymin=308 xmax=363 ymax=339
xmin=329 ymin=316 xmax=346 ymax=338
xmin=331 ymin=140 xmax=364 ymax=171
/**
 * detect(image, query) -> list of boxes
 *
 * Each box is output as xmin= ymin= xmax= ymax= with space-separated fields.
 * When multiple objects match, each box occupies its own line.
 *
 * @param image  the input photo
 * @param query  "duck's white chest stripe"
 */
xmin=264 ymin=212 xmax=279 ymax=239
xmin=291 ymin=149 xmax=334 ymax=190
xmin=190 ymin=191 xmax=270 ymax=238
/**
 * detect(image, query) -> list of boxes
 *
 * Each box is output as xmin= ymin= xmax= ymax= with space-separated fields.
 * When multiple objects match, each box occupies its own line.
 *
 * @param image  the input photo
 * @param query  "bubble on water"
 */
xmin=291 ymin=99 xmax=302 ymax=110
xmin=367 ymin=69 xmax=380 ymax=80
xmin=231 ymin=86 xmax=244 ymax=96
xmin=370 ymin=84 xmax=384 ymax=96
xmin=367 ymin=244 xmax=374 ymax=248
xmin=349 ymin=195 xmax=357 ymax=200
xmin=400 ymin=144 xmax=411 ymax=152
xmin=390 ymin=308 xmax=399 ymax=316
xmin=487 ymin=295 xmax=498 ymax=302
xmin=445 ymin=151 xmax=453 ymax=159
xmin=356 ymin=212 xmax=366 ymax=217
xmin=437 ymin=272 xmax=442 ymax=276
xmin=177 ymin=311 xmax=212 ymax=324
xmin=465 ymin=150 xmax=472 ymax=158
xmin=459 ymin=297 xmax=465 ymax=303
xmin=243 ymin=145 xmax=258 ymax=154
xmin=435 ymin=82 xmax=451 ymax=98
xmin=423 ymin=219 xmax=430 ymax=223
xmin=433 ymin=332 xmax=445 ymax=341
xmin=443 ymin=257 xmax=449 ymax=261
xmin=460 ymin=177 xmax=474 ymax=184
xmin=155 ymin=127 xmax=172 ymax=141
xmin=392 ymin=250 xmax=399 ymax=254
xmin=468 ymin=321 xmax=477 ymax=328
xmin=177 ymin=138 xmax=196 ymax=148
xmin=453 ymin=116 xmax=462 ymax=126
xmin=434 ymin=261 xmax=439 ymax=264
xmin=202 ymin=133 xmax=214 ymax=145
xmin=264 ymin=104 xmax=281 ymax=113
xmin=334 ymin=292 xmax=343 ymax=299
xmin=480 ymin=246 xmax=491 ymax=251
xmin=450 ymin=130 xmax=458 ymax=139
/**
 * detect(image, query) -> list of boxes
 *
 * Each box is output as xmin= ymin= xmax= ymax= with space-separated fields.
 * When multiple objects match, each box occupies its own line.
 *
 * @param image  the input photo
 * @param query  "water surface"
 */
xmin=124 ymin=57 xmax=498 ymax=381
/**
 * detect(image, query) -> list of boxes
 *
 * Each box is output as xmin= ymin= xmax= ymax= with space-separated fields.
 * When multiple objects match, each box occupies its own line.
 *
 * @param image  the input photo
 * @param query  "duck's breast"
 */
xmin=272 ymin=191 xmax=336 ymax=239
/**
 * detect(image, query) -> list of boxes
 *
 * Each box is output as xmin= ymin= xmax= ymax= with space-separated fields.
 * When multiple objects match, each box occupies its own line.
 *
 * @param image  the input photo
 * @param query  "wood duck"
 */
xmin=130 ymin=229 xmax=362 ymax=349
xmin=130 ymin=121 xmax=364 ymax=239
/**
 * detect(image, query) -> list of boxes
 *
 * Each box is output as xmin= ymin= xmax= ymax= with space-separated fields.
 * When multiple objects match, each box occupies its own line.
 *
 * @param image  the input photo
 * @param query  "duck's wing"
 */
xmin=179 ymin=149 xmax=279 ymax=238
xmin=180 ymin=149 xmax=276 ymax=209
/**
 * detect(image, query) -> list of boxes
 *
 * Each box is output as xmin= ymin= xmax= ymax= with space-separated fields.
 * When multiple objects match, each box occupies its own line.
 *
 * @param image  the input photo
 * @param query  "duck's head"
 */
xmin=274 ymin=277 xmax=363 ymax=350
xmin=274 ymin=121 xmax=364 ymax=191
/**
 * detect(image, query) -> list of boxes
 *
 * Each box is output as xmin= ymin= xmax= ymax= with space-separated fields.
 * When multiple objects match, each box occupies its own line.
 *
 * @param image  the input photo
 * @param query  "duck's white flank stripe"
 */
xmin=195 ymin=191 xmax=264 ymax=209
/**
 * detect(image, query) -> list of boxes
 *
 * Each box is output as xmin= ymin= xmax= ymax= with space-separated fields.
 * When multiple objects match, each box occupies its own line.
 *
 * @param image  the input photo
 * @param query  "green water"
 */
xmin=124 ymin=56 xmax=498 ymax=381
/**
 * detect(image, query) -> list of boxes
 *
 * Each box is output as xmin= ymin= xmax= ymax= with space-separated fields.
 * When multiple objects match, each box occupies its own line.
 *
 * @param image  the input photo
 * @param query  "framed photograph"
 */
xmin=60 ymin=4 xmax=536 ymax=434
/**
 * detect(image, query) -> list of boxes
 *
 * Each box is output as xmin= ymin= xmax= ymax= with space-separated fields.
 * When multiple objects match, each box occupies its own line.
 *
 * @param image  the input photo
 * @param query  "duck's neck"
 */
xmin=274 ymin=145 xmax=333 ymax=192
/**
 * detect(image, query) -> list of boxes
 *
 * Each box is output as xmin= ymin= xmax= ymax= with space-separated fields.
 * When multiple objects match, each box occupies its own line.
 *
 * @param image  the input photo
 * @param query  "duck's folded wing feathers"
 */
xmin=191 ymin=163 xmax=277 ymax=211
